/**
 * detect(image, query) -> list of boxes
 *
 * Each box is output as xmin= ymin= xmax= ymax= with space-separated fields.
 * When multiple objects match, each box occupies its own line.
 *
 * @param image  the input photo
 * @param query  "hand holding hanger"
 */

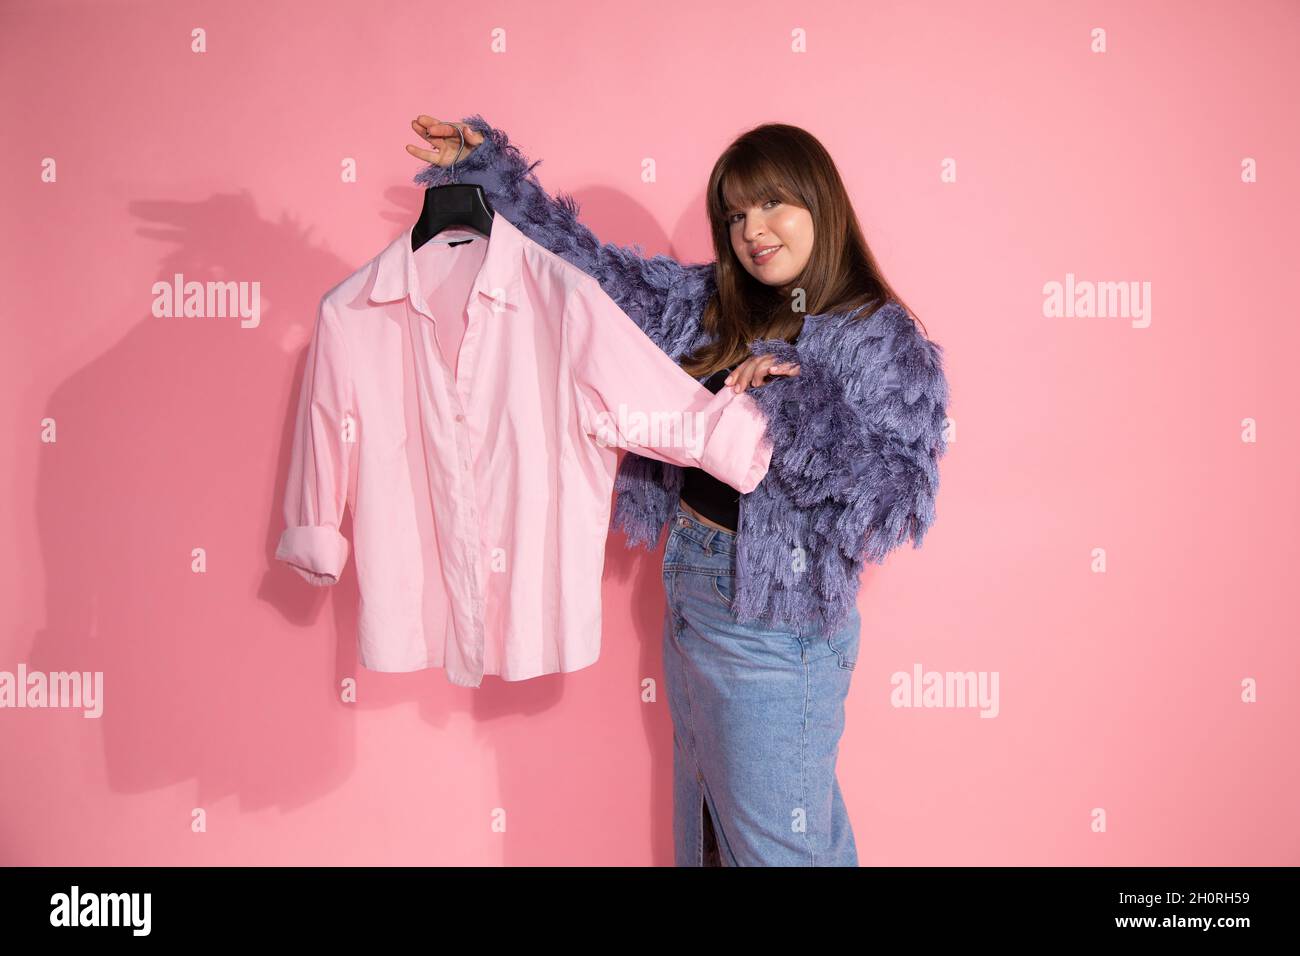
xmin=406 ymin=115 xmax=495 ymax=250
xmin=407 ymin=116 xmax=484 ymax=167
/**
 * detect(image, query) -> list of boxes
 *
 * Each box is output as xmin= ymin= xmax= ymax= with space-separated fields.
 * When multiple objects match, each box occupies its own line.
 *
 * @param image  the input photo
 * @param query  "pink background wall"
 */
xmin=2 ymin=0 xmax=1297 ymax=865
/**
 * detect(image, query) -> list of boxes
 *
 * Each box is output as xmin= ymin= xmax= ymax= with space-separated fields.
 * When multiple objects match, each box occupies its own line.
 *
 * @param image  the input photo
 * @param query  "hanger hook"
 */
xmin=448 ymin=122 xmax=466 ymax=184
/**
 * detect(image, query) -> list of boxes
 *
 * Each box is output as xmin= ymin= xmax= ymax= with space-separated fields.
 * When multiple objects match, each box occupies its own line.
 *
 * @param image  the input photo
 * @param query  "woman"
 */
xmin=406 ymin=115 xmax=950 ymax=866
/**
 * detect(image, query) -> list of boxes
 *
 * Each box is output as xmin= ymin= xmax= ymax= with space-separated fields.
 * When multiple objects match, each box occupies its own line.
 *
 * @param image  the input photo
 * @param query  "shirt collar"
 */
xmin=369 ymin=209 xmax=525 ymax=319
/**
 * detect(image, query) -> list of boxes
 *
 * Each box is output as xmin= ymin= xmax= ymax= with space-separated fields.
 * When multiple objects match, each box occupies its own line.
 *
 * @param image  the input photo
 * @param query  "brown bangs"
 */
xmin=716 ymin=151 xmax=804 ymax=217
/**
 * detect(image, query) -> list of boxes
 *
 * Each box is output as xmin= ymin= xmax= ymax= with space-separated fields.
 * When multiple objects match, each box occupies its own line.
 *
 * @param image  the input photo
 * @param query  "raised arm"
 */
xmin=410 ymin=114 xmax=709 ymax=357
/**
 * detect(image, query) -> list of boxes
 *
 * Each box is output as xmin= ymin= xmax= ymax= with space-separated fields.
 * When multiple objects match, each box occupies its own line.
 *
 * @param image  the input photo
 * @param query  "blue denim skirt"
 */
xmin=661 ymin=505 xmax=861 ymax=866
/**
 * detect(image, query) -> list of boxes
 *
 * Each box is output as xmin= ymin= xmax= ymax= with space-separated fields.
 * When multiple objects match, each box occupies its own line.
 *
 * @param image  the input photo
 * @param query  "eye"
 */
xmin=727 ymin=199 xmax=781 ymax=224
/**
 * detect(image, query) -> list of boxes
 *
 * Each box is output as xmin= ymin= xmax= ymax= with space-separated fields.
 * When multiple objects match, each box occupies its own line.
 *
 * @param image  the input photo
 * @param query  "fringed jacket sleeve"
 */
xmin=746 ymin=302 xmax=951 ymax=564
xmin=413 ymin=115 xmax=709 ymax=358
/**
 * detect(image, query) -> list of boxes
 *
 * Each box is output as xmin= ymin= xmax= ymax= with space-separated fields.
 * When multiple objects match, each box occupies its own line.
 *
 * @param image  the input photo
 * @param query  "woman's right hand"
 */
xmin=407 ymin=116 xmax=484 ymax=167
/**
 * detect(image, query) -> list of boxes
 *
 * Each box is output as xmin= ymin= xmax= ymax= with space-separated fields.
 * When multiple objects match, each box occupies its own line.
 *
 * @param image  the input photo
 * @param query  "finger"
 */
xmin=415 ymin=120 xmax=469 ymax=154
xmin=432 ymin=119 xmax=481 ymax=146
xmin=408 ymin=140 xmax=452 ymax=164
xmin=734 ymin=359 xmax=761 ymax=392
xmin=406 ymin=143 xmax=439 ymax=163
xmin=412 ymin=116 xmax=449 ymax=141
xmin=746 ymin=355 xmax=777 ymax=390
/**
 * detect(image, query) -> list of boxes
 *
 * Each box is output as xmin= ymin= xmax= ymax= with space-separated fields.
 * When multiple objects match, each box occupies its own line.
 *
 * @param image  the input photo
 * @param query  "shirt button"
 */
xmin=455 ymin=413 xmax=465 ymax=423
xmin=677 ymin=517 xmax=689 ymax=527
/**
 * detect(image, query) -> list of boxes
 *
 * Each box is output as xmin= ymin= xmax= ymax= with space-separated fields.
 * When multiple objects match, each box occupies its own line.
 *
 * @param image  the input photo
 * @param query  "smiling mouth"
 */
xmin=752 ymin=245 xmax=781 ymax=263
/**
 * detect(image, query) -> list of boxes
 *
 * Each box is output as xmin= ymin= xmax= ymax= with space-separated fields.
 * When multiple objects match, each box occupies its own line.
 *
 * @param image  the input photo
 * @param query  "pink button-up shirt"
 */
xmin=275 ymin=211 xmax=773 ymax=687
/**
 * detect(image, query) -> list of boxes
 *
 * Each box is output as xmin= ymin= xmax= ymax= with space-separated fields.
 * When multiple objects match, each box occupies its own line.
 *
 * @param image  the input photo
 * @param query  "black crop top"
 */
xmin=678 ymin=365 xmax=741 ymax=530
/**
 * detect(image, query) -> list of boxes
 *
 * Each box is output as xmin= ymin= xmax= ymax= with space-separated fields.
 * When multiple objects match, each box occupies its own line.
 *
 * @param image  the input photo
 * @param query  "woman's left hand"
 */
xmin=725 ymin=354 xmax=801 ymax=392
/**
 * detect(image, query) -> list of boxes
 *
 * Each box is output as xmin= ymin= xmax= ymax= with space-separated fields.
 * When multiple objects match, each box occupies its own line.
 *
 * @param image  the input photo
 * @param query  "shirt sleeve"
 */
xmin=565 ymin=276 xmax=772 ymax=494
xmin=274 ymin=295 xmax=357 ymax=585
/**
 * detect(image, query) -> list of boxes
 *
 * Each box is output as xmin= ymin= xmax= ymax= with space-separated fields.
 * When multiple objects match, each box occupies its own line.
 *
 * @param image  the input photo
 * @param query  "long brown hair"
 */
xmin=681 ymin=122 xmax=926 ymax=378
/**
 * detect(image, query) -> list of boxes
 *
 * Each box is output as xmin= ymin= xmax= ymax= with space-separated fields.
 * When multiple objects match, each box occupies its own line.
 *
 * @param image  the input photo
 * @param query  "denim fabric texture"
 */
xmin=661 ymin=506 xmax=860 ymax=866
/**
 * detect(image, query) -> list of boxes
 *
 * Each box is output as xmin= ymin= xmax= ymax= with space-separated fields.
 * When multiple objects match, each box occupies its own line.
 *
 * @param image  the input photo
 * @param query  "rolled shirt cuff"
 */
xmin=276 ymin=525 xmax=349 ymax=586
xmin=698 ymin=388 xmax=774 ymax=494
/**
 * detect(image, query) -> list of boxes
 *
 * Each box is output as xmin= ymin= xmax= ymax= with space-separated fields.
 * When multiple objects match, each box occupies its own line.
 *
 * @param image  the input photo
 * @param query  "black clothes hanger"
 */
xmin=411 ymin=123 xmax=495 ymax=252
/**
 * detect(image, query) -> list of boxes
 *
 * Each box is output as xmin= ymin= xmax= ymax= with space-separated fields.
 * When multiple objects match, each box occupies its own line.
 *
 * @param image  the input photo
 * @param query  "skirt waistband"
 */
xmin=670 ymin=505 xmax=736 ymax=557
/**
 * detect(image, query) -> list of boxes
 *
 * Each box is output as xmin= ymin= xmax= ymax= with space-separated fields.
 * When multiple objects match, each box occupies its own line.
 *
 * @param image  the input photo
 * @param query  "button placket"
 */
xmin=421 ymin=305 xmax=487 ymax=679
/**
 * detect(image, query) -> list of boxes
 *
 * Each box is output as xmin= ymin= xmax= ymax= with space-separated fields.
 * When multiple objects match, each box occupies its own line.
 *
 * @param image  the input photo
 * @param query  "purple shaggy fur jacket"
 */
xmin=413 ymin=115 xmax=951 ymax=633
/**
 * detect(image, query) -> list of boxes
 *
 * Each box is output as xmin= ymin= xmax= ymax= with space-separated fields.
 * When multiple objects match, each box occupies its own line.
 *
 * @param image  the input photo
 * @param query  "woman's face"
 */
xmin=726 ymin=199 xmax=814 ymax=288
